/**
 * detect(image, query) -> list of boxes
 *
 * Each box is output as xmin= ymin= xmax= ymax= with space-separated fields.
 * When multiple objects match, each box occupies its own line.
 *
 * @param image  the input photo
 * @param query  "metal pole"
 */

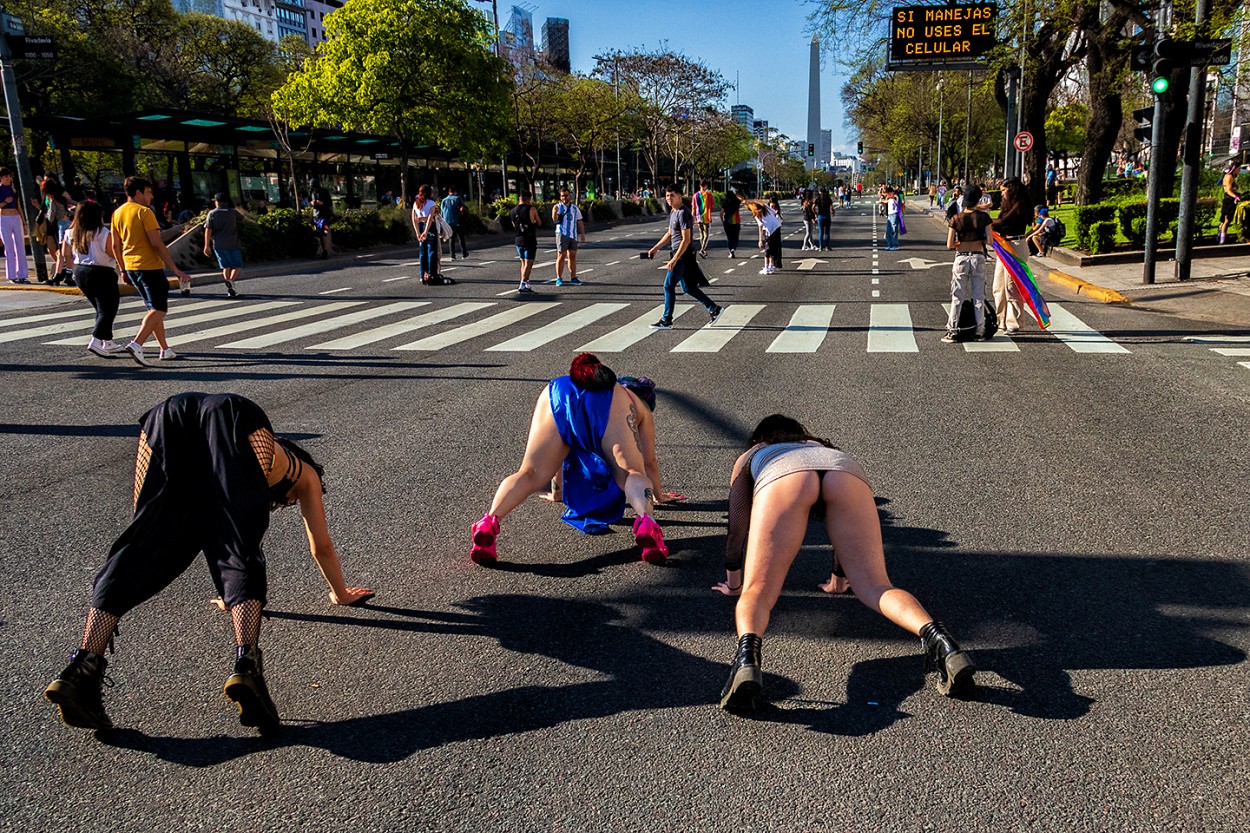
xmin=964 ymin=71 xmax=972 ymax=183
xmin=1004 ymin=67 xmax=1018 ymax=181
xmin=1176 ymin=0 xmax=1213 ymax=281
xmin=1145 ymin=0 xmax=1173 ymax=285
xmin=936 ymin=77 xmax=944 ymax=187
xmin=0 ymin=34 xmax=47 ymax=282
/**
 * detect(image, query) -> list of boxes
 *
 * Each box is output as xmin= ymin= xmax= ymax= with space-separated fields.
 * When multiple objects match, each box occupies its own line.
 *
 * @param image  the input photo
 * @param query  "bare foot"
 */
xmin=538 ymin=491 xmax=562 ymax=502
xmin=209 ymin=596 xmax=227 ymax=612
xmin=818 ymin=575 xmax=852 ymax=594
xmin=330 ymin=587 xmax=375 ymax=606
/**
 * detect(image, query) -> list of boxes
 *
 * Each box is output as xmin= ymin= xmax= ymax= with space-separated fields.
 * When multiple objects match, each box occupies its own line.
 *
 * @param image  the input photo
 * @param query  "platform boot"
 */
xmin=224 ymin=645 xmax=281 ymax=735
xmin=44 ymin=648 xmax=113 ymax=730
xmin=919 ymin=621 xmax=976 ymax=697
xmin=719 ymin=633 xmax=763 ymax=713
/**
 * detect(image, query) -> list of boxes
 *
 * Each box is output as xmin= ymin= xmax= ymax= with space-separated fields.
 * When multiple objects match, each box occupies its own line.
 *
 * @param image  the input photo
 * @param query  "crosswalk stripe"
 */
xmin=935 ymin=306 xmax=1021 ymax=352
xmin=578 ymin=305 xmax=693 ymax=352
xmin=43 ymin=300 xmax=299 ymax=346
xmin=217 ymin=302 xmax=430 ymax=349
xmin=2 ymin=302 xmax=138 ymax=328
xmin=487 ymin=303 xmax=629 ymax=351
xmin=395 ymin=302 xmax=560 ymax=351
xmin=767 ymin=305 xmax=836 ymax=353
xmin=7 ymin=299 xmax=241 ymax=345
xmin=867 ymin=304 xmax=918 ymax=352
xmin=1239 ymin=362 xmax=1250 ymax=371
xmin=164 ymin=302 xmax=365 ymax=347
xmin=1046 ymin=303 xmax=1130 ymax=354
xmin=313 ymin=302 xmax=493 ymax=350
xmin=671 ymin=304 xmax=765 ymax=353
xmin=1211 ymin=348 xmax=1250 ymax=356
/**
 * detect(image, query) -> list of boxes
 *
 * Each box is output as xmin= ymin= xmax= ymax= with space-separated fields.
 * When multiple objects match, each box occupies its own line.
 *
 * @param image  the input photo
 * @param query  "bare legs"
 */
xmin=133 ymin=309 xmax=169 ymax=351
xmin=487 ymin=391 xmax=570 ymax=521
xmin=598 ymin=387 xmax=655 ymax=519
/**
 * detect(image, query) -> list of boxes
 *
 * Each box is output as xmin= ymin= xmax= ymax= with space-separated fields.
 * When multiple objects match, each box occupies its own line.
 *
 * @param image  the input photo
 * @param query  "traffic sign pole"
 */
xmin=0 ymin=31 xmax=47 ymax=283
xmin=1176 ymin=0 xmax=1213 ymax=282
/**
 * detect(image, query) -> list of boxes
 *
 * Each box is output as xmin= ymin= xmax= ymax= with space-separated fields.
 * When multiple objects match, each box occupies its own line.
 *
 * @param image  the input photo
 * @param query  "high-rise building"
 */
xmin=752 ymin=119 xmax=770 ymax=141
xmin=305 ymin=0 xmax=343 ymax=46
xmin=732 ymin=104 xmax=754 ymax=131
xmin=541 ymin=17 xmax=570 ymax=73
xmin=819 ymin=129 xmax=832 ymax=167
xmin=500 ymin=4 xmax=536 ymax=69
xmin=173 ymin=0 xmax=311 ymax=46
xmin=806 ymin=35 xmax=821 ymax=171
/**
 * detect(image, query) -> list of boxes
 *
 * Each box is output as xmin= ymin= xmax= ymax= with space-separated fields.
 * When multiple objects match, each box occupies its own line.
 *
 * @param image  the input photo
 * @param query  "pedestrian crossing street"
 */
xmin=0 ymin=295 xmax=1193 ymax=358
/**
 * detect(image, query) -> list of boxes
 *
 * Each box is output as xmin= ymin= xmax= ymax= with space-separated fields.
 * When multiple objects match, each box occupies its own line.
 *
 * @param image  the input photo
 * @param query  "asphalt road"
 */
xmin=3 ymin=200 xmax=1248 ymax=833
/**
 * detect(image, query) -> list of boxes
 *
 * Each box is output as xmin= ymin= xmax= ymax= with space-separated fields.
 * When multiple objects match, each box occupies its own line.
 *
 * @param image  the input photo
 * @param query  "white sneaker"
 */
xmin=125 ymin=341 xmax=152 ymax=367
xmin=159 ymin=348 xmax=178 ymax=361
xmin=86 ymin=338 xmax=115 ymax=357
xmin=759 ymin=268 xmax=769 ymax=275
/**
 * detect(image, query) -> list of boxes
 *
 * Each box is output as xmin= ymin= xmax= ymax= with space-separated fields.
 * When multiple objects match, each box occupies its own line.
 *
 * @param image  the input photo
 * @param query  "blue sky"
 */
xmin=481 ymin=0 xmax=856 ymax=153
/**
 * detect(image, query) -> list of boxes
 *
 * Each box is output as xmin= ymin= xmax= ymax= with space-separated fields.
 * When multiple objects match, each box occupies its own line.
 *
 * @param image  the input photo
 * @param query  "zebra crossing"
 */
xmin=0 ymin=295 xmax=1147 ymax=357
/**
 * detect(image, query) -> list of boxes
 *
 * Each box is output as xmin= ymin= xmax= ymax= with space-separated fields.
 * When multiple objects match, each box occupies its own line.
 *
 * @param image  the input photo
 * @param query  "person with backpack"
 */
xmin=942 ymin=184 xmax=995 ymax=344
xmin=1026 ymin=205 xmax=1062 ymax=257
xmin=510 ymin=190 xmax=543 ymax=294
xmin=440 ymin=186 xmax=469 ymax=260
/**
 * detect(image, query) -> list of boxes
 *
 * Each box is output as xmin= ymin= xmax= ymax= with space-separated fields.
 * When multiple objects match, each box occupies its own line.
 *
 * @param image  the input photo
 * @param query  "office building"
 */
xmin=174 ymin=0 xmax=311 ymax=46
xmin=752 ymin=119 xmax=770 ymax=141
xmin=305 ymin=0 xmax=343 ymax=45
xmin=500 ymin=4 xmax=536 ymax=69
xmin=541 ymin=17 xmax=570 ymax=73
xmin=820 ymin=129 xmax=832 ymax=166
xmin=732 ymin=104 xmax=754 ymax=131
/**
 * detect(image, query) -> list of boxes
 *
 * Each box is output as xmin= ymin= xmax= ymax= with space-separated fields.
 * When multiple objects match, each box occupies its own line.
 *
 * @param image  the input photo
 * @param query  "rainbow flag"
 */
xmin=990 ymin=230 xmax=1051 ymax=329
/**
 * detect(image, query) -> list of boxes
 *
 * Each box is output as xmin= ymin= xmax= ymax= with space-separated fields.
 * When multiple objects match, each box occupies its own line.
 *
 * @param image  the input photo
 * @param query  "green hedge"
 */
xmin=1089 ymin=221 xmax=1118 ymax=254
xmin=325 ymin=207 xmax=411 ymax=250
xmin=1073 ymin=204 xmax=1118 ymax=251
xmin=252 ymin=208 xmax=318 ymax=260
xmin=620 ymin=198 xmax=643 ymax=217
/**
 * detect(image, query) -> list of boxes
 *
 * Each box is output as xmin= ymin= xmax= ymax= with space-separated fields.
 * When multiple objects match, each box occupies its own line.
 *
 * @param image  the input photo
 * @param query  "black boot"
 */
xmin=61 ymin=269 xmax=76 ymax=287
xmin=919 ymin=621 xmax=976 ymax=697
xmin=719 ymin=633 xmax=764 ymax=713
xmin=44 ymin=649 xmax=113 ymax=730
xmin=223 ymin=645 xmax=281 ymax=735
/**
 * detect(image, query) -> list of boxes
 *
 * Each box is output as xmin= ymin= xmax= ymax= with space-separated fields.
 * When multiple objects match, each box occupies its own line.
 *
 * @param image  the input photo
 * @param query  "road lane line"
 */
xmin=671 ymin=304 xmax=765 ymax=353
xmin=486 ymin=303 xmax=629 ymax=351
xmin=395 ymin=302 xmax=560 ymax=350
xmin=315 ymin=302 xmax=492 ymax=350
xmin=319 ymin=287 xmax=353 ymax=295
xmin=606 ymin=261 xmax=620 ymax=266
xmin=767 ymin=304 xmax=835 ymax=353
xmin=382 ymin=275 xmax=411 ymax=283
xmin=1211 ymin=348 xmax=1250 ymax=356
xmin=866 ymin=304 xmax=918 ymax=353
xmin=217 ymin=302 xmax=429 ymax=349
xmin=578 ymin=305 xmax=693 ymax=352
xmin=1046 ymin=303 xmax=1130 ymax=354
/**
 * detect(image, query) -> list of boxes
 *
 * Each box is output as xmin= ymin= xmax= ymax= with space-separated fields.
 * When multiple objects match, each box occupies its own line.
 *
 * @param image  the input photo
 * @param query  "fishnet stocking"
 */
xmin=724 ymin=467 xmax=755 ymax=573
xmin=81 ymin=608 xmax=120 ymax=655
xmin=231 ymin=599 xmax=263 ymax=647
xmin=248 ymin=429 xmax=276 ymax=476
xmin=133 ymin=431 xmax=152 ymax=511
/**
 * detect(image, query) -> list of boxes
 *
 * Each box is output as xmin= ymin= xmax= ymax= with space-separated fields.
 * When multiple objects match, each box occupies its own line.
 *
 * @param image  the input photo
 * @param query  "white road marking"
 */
xmin=867 ymin=304 xmax=918 ymax=353
xmin=382 ymin=275 xmax=411 ymax=283
xmin=1046 ymin=303 xmax=1130 ymax=354
xmin=218 ymin=301 xmax=429 ymax=349
xmin=937 ymin=305 xmax=1020 ymax=352
xmin=478 ymin=261 xmax=497 ymax=266
xmin=487 ymin=303 xmax=629 ymax=351
xmin=606 ymin=261 xmax=621 ymax=266
xmin=671 ymin=304 xmax=765 ymax=353
xmin=767 ymin=304 xmax=835 ymax=353
xmin=314 ymin=302 xmax=492 ymax=350
xmin=163 ymin=302 xmax=365 ymax=347
xmin=871 ymin=278 xmax=880 ymax=285
xmin=319 ymin=287 xmax=353 ymax=295
xmin=1211 ymin=348 xmax=1250 ymax=356
xmin=872 ymin=290 xmax=880 ymax=297
xmin=14 ymin=300 xmax=247 ymax=345
xmin=42 ymin=301 xmax=299 ymax=346
xmin=395 ymin=302 xmax=560 ymax=350
xmin=578 ymin=305 xmax=694 ymax=352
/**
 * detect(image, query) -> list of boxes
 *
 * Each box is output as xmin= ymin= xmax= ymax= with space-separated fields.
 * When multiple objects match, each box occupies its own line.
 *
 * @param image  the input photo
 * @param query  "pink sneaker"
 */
xmin=470 ymin=513 xmax=500 ymax=565
xmin=633 ymin=515 xmax=669 ymax=565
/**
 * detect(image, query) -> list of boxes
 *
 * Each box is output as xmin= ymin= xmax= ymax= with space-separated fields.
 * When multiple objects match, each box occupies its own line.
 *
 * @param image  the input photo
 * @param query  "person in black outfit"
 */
xmin=990 ymin=178 xmax=1032 ymax=333
xmin=943 ymin=184 xmax=993 ymax=342
xmin=721 ymin=188 xmax=742 ymax=258
xmin=815 ymin=189 xmax=834 ymax=250
xmin=44 ymin=393 xmax=373 ymax=736
xmin=311 ymin=185 xmax=334 ymax=258
xmin=510 ymin=190 xmax=542 ymax=294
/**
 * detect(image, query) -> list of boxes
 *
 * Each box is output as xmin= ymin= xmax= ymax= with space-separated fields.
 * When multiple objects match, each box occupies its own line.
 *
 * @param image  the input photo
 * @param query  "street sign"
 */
xmin=1179 ymin=38 xmax=1233 ymax=67
xmin=5 ymin=35 xmax=56 ymax=60
xmin=1130 ymin=44 xmax=1151 ymax=72
xmin=887 ymin=3 xmax=997 ymax=71
xmin=1132 ymin=106 xmax=1153 ymax=125
xmin=1 ymin=14 xmax=24 ymax=36
xmin=1013 ymin=131 xmax=1033 ymax=152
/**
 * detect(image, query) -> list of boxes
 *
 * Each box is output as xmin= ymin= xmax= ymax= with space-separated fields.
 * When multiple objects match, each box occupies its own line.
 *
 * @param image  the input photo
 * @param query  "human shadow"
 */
xmin=98 ymin=594 xmax=800 ymax=766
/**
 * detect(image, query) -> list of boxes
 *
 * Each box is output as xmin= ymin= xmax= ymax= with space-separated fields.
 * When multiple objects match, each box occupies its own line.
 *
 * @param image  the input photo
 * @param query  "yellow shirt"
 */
xmin=111 ymin=202 xmax=165 ymax=271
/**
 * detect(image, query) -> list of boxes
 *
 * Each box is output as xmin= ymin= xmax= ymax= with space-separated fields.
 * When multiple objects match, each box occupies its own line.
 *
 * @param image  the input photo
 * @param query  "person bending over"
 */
xmin=44 ymin=393 xmax=373 ymax=736
xmin=470 ymin=354 xmax=669 ymax=565
xmin=714 ymin=414 xmax=976 ymax=714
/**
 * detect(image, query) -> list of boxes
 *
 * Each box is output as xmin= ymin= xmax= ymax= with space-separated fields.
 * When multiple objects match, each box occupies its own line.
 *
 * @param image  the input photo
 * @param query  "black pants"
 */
xmin=91 ymin=393 xmax=273 ymax=616
xmin=447 ymin=224 xmax=468 ymax=257
xmin=74 ymin=264 xmax=119 ymax=340
xmin=723 ymin=222 xmax=741 ymax=251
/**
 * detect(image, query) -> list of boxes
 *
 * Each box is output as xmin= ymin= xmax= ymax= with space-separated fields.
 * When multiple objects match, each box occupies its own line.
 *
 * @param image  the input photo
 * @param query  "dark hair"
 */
xmin=569 ymin=352 xmax=616 ymax=391
xmin=41 ymin=176 xmax=68 ymax=208
xmin=124 ymin=176 xmax=151 ymax=198
xmin=519 ymin=189 xmax=533 ymax=200
xmin=699 ymin=180 xmax=709 ymax=188
xmin=748 ymin=414 xmax=836 ymax=449
xmin=962 ymin=185 xmax=983 ymax=208
xmin=617 ymin=375 xmax=656 ymax=412
xmin=417 ymin=184 xmax=432 ymax=197
xmin=0 ymin=168 xmax=11 ymax=179
xmin=69 ymin=200 xmax=105 ymax=254
xmin=666 ymin=183 xmax=683 ymax=196
xmin=1000 ymin=177 xmax=1025 ymax=214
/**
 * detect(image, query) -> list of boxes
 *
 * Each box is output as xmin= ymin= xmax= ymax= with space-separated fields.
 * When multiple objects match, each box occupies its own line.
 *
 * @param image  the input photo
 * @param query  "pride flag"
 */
xmin=990 ymin=230 xmax=1051 ymax=329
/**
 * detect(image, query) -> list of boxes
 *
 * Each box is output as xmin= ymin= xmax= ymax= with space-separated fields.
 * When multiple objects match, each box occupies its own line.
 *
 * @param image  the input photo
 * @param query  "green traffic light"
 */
xmin=1151 ymin=76 xmax=1170 ymax=94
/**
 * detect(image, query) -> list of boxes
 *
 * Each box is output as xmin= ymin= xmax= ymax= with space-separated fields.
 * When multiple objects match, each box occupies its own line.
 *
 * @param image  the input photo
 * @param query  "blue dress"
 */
xmin=548 ymin=376 xmax=625 ymax=533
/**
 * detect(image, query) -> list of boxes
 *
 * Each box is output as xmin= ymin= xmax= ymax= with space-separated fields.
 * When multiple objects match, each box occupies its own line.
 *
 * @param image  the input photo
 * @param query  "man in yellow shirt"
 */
xmin=108 ymin=176 xmax=191 ymax=367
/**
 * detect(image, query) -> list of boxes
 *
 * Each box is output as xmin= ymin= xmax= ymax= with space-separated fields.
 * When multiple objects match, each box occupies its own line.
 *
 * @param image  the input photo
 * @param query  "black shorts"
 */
xmin=1221 ymin=195 xmax=1237 ymax=223
xmin=127 ymin=269 xmax=169 ymax=312
xmin=91 ymin=393 xmax=274 ymax=615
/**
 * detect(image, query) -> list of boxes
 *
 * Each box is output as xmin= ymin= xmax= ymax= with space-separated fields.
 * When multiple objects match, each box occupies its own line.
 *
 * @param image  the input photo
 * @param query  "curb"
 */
xmin=1047 ymin=270 xmax=1130 ymax=304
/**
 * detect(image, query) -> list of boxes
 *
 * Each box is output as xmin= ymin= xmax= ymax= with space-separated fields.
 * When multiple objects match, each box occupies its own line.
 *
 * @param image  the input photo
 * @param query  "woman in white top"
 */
xmin=743 ymin=200 xmax=783 ymax=275
xmin=59 ymin=201 xmax=124 ymax=357
xmin=410 ymin=183 xmax=451 ymax=285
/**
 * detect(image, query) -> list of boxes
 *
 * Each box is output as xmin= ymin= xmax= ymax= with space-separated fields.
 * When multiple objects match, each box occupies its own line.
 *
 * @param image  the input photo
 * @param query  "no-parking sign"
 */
xmin=1013 ymin=132 xmax=1034 ymax=152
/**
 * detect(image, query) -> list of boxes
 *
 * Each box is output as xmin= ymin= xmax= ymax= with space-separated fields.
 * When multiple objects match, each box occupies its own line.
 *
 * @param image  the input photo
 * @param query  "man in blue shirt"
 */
xmin=440 ymin=186 xmax=468 ymax=259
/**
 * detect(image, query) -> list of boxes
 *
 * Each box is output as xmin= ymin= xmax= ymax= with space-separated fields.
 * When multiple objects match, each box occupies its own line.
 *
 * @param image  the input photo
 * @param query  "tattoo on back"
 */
xmin=627 ymin=403 xmax=643 ymax=453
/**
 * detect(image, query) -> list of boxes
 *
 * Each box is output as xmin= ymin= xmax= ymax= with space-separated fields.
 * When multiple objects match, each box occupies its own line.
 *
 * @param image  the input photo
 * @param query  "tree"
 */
xmin=593 ymin=48 xmax=731 ymax=188
xmin=272 ymin=0 xmax=511 ymax=206
xmin=549 ymin=75 xmax=643 ymax=197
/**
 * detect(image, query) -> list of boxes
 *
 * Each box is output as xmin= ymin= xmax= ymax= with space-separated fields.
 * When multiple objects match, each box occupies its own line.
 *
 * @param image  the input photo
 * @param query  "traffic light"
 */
xmin=1151 ymin=38 xmax=1174 ymax=95
xmin=807 ymin=143 xmax=815 ymax=157
xmin=857 ymin=141 xmax=864 ymax=154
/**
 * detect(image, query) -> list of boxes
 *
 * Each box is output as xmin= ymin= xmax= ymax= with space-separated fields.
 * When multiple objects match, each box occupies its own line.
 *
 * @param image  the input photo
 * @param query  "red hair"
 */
xmin=569 ymin=352 xmax=616 ymax=391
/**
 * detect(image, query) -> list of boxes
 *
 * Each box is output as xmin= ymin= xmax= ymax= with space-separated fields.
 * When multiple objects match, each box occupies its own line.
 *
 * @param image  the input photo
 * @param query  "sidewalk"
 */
xmin=904 ymin=198 xmax=1250 ymax=330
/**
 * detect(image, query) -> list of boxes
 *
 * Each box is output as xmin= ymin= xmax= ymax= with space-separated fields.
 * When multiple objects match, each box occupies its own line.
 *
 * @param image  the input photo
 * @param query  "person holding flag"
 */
xmin=989 ymin=178 xmax=1034 ymax=334
xmin=694 ymin=181 xmax=714 ymax=258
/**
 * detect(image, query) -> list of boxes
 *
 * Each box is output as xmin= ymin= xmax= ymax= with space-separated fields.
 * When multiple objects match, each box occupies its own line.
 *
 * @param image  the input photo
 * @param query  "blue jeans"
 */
xmin=817 ymin=216 xmax=830 ymax=249
xmin=419 ymin=237 xmax=439 ymax=278
xmin=885 ymin=216 xmax=900 ymax=248
xmin=662 ymin=257 xmax=716 ymax=322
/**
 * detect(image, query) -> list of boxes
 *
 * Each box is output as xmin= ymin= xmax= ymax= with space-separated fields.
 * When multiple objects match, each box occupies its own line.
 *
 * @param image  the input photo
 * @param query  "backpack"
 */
xmin=954 ymin=297 xmax=999 ymax=342
xmin=1045 ymin=217 xmax=1066 ymax=248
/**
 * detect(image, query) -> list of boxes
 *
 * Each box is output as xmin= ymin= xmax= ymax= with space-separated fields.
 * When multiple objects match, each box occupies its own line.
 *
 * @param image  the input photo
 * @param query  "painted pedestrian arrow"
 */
xmin=793 ymin=259 xmax=828 ymax=271
xmin=898 ymin=257 xmax=945 ymax=270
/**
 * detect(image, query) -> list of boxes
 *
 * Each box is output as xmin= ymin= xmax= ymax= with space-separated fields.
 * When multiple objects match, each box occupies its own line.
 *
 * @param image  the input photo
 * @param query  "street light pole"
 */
xmin=936 ymin=77 xmax=944 ymax=187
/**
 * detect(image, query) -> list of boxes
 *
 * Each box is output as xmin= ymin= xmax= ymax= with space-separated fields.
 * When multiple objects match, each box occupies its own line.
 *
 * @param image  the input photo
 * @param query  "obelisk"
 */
xmin=807 ymin=35 xmax=820 ymax=171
